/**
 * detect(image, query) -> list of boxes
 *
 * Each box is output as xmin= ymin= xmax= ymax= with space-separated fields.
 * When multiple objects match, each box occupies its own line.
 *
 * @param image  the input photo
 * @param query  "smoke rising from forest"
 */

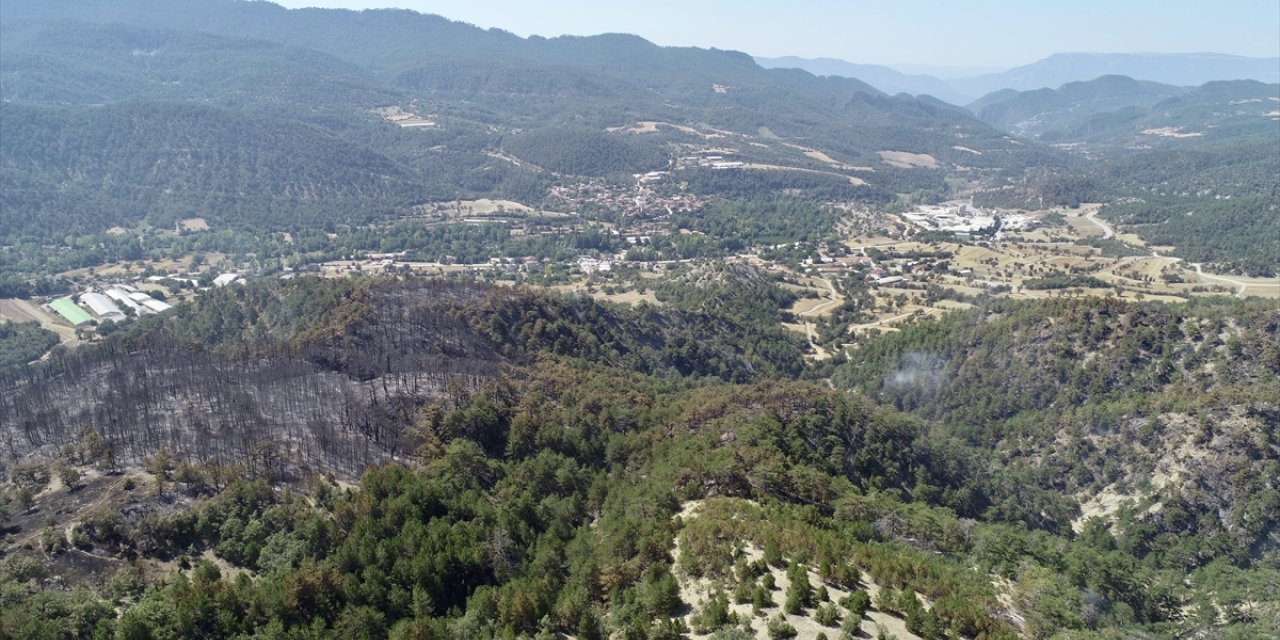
xmin=884 ymin=352 xmax=946 ymax=392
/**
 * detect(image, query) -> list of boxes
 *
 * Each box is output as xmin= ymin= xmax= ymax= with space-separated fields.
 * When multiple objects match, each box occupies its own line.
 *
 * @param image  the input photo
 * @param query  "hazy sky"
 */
xmin=272 ymin=0 xmax=1280 ymax=70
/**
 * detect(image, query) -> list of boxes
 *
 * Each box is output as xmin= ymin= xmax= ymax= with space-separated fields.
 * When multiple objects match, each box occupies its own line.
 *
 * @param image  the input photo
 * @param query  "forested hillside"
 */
xmin=1 ymin=277 xmax=1277 ymax=639
xmin=2 ymin=0 xmax=1273 ymax=287
xmin=0 ymin=2 xmax=1277 ymax=638
xmin=1093 ymin=137 xmax=1280 ymax=275
xmin=0 ymin=321 xmax=58 ymax=367
xmin=1035 ymin=80 xmax=1280 ymax=150
xmin=833 ymin=296 xmax=1279 ymax=560
xmin=0 ymin=276 xmax=809 ymax=475
xmin=1026 ymin=138 xmax=1280 ymax=275
xmin=0 ymin=0 xmax=1062 ymax=176
xmin=0 ymin=20 xmax=402 ymax=112
xmin=967 ymin=76 xmax=1189 ymax=138
xmin=970 ymin=78 xmax=1279 ymax=275
xmin=0 ymin=102 xmax=439 ymax=239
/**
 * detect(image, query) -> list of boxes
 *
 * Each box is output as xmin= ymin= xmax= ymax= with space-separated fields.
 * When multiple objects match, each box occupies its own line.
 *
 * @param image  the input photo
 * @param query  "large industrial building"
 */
xmin=79 ymin=292 xmax=126 ymax=323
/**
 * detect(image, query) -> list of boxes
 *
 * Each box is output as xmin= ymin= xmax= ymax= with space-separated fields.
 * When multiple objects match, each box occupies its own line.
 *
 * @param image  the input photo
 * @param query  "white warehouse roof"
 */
xmin=79 ymin=292 xmax=126 ymax=321
xmin=141 ymin=299 xmax=173 ymax=313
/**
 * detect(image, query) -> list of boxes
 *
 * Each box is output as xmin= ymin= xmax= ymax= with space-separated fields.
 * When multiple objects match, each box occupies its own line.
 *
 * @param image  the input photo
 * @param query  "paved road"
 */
xmin=1078 ymin=212 xmax=1263 ymax=298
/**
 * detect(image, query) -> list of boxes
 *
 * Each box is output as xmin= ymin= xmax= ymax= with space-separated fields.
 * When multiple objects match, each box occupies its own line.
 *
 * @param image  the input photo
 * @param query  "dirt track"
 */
xmin=0 ymin=299 xmax=79 ymax=345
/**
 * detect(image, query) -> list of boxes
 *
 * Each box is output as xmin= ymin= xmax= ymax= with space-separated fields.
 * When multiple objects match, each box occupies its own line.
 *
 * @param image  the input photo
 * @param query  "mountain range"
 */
xmin=967 ymin=75 xmax=1280 ymax=145
xmin=758 ymin=52 xmax=1280 ymax=104
xmin=1 ymin=0 xmax=1276 ymax=276
xmin=0 ymin=0 xmax=1066 ymax=244
xmin=754 ymin=56 xmax=972 ymax=104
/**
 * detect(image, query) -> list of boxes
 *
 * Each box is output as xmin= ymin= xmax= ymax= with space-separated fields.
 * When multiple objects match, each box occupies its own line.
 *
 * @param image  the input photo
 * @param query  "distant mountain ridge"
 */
xmin=967 ymin=76 xmax=1280 ymax=148
xmin=0 ymin=0 xmax=1065 ymax=243
xmin=953 ymin=52 xmax=1280 ymax=98
xmin=758 ymin=52 xmax=1280 ymax=104
xmin=754 ymin=56 xmax=970 ymax=104
xmin=966 ymin=75 xmax=1191 ymax=138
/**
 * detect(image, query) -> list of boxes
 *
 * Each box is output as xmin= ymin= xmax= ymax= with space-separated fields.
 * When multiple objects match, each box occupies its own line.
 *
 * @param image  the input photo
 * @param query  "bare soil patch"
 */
xmin=878 ymin=151 xmax=937 ymax=169
xmin=606 ymin=121 xmax=662 ymax=134
xmin=0 ymin=299 xmax=79 ymax=345
xmin=177 ymin=218 xmax=210 ymax=232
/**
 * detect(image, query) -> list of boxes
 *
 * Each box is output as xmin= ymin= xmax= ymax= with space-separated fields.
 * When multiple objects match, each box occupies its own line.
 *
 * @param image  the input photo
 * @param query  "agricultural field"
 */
xmin=0 ymin=298 xmax=78 ymax=345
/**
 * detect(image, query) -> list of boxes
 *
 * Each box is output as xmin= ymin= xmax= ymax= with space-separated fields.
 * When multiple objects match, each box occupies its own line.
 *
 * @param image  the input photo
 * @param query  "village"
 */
xmin=3 ymin=192 xmax=1276 ymax=363
xmin=546 ymin=172 xmax=705 ymax=220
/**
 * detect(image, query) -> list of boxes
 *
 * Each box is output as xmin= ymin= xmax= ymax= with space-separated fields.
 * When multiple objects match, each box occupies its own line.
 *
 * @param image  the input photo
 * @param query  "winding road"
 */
xmin=1187 ymin=262 xmax=1251 ymax=297
xmin=1082 ymin=207 xmax=1115 ymax=239
xmin=799 ymin=277 xmax=842 ymax=318
xmin=1081 ymin=208 xmax=1266 ymax=298
xmin=796 ymin=277 xmax=842 ymax=359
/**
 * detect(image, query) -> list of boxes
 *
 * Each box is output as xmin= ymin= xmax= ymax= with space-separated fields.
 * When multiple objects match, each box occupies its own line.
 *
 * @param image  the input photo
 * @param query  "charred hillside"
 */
xmin=0 ymin=276 xmax=803 ymax=480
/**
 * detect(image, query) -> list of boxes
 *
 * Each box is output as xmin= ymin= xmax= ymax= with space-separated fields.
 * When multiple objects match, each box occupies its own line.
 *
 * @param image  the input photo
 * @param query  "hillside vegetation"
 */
xmin=971 ymin=78 xmax=1279 ymax=275
xmin=0 ymin=2 xmax=1277 ymax=638
xmin=0 ymin=102 xmax=439 ymax=239
xmin=1 ymin=277 xmax=1276 ymax=639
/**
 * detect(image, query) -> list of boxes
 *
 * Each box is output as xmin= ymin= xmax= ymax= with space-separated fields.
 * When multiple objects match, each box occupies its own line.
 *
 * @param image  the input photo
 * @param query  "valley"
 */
xmin=0 ymin=1 xmax=1276 ymax=639
xmin=7 ymin=106 xmax=1270 ymax=366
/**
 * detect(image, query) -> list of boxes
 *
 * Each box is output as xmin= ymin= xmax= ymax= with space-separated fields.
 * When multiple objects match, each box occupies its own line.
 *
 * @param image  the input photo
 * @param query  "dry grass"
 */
xmin=606 ymin=121 xmax=662 ymax=134
xmin=549 ymin=284 xmax=662 ymax=307
xmin=0 ymin=298 xmax=45 ymax=325
xmin=177 ymin=217 xmax=210 ymax=232
xmin=672 ymin=501 xmax=923 ymax=640
xmin=595 ymin=289 xmax=662 ymax=306
xmin=803 ymin=149 xmax=840 ymax=165
xmin=0 ymin=298 xmax=78 ymax=347
xmin=58 ymin=253 xmax=225 ymax=279
xmin=877 ymin=151 xmax=937 ymax=168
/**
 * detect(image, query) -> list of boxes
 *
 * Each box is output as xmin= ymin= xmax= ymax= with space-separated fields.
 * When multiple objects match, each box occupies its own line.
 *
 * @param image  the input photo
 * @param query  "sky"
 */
xmin=271 ymin=0 xmax=1280 ymax=71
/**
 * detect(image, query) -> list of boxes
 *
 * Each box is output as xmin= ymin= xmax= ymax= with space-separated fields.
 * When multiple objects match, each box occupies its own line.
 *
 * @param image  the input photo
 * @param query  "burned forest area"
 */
xmin=1 ymin=1 xmax=1278 ymax=639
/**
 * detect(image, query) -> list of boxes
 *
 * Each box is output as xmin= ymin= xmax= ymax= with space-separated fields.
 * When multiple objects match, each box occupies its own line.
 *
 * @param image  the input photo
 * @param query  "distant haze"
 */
xmin=758 ymin=52 xmax=1280 ymax=104
xmin=274 ymin=0 xmax=1280 ymax=68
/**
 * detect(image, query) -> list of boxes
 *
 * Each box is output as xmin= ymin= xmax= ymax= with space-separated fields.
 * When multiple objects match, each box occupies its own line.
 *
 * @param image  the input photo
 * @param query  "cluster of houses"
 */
xmin=548 ymin=177 xmax=703 ymax=219
xmin=801 ymin=253 xmax=911 ymax=284
xmin=796 ymin=245 xmax=973 ymax=288
xmin=374 ymin=105 xmax=436 ymax=129
xmin=47 ymin=285 xmax=173 ymax=327
xmin=902 ymin=203 xmax=997 ymax=234
xmin=576 ymin=256 xmax=613 ymax=274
